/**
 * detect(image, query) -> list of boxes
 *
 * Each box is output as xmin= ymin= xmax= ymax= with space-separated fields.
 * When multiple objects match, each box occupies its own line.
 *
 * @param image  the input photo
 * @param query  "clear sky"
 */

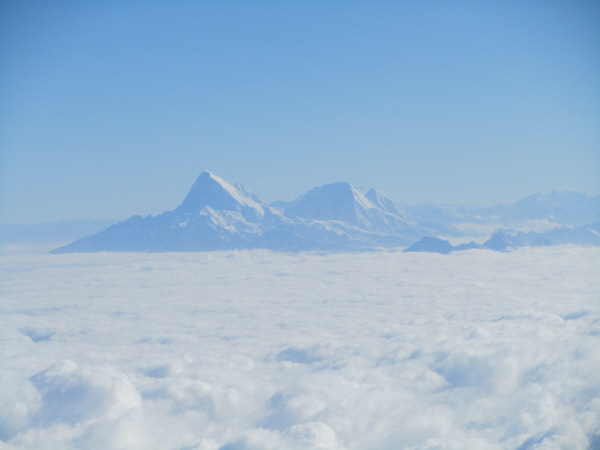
xmin=1 ymin=0 xmax=599 ymax=224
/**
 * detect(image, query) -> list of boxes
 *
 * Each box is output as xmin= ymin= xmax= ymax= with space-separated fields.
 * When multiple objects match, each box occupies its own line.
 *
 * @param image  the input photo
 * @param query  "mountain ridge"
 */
xmin=405 ymin=190 xmax=600 ymax=229
xmin=50 ymin=171 xmax=436 ymax=253
xmin=12 ymin=171 xmax=594 ymax=254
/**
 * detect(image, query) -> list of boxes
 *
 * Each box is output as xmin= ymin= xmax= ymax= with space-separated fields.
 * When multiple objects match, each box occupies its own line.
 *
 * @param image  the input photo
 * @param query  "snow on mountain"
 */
xmin=270 ymin=198 xmax=299 ymax=211
xmin=404 ymin=230 xmax=553 ymax=254
xmin=505 ymin=191 xmax=600 ymax=226
xmin=51 ymin=172 xmax=435 ymax=253
xmin=364 ymin=188 xmax=402 ymax=217
xmin=51 ymin=172 xmax=276 ymax=253
xmin=48 ymin=172 xmax=600 ymax=254
xmin=482 ymin=230 xmax=552 ymax=252
xmin=406 ymin=191 xmax=600 ymax=231
xmin=475 ymin=191 xmax=600 ymax=227
xmin=284 ymin=182 xmax=376 ymax=225
xmin=474 ymin=223 xmax=600 ymax=252
xmin=540 ymin=221 xmax=600 ymax=246
xmin=404 ymin=221 xmax=600 ymax=254
xmin=175 ymin=171 xmax=266 ymax=222
xmin=282 ymin=182 xmax=427 ymax=238
xmin=234 ymin=181 xmax=263 ymax=204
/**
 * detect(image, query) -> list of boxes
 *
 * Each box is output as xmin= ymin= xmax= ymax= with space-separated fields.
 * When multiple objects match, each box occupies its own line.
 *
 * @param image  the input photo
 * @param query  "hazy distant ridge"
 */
xmin=406 ymin=191 xmax=600 ymax=228
xmin=2 ymin=171 xmax=595 ymax=254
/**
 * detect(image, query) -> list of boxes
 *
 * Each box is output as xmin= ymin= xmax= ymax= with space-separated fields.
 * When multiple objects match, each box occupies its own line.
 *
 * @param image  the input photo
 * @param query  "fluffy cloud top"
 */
xmin=1 ymin=247 xmax=599 ymax=449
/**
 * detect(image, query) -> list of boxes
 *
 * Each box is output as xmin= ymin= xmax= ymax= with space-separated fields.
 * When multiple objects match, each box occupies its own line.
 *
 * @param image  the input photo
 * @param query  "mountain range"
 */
xmin=2 ymin=170 xmax=596 ymax=254
xmin=50 ymin=171 xmax=446 ymax=253
xmin=405 ymin=191 xmax=600 ymax=228
xmin=404 ymin=221 xmax=600 ymax=254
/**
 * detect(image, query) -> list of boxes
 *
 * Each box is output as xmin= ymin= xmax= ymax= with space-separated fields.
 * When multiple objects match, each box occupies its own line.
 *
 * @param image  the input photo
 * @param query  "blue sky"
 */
xmin=1 ymin=0 xmax=599 ymax=224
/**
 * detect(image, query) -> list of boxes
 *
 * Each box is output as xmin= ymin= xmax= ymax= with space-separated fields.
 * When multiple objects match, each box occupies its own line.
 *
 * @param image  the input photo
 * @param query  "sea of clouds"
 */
xmin=1 ymin=246 xmax=599 ymax=449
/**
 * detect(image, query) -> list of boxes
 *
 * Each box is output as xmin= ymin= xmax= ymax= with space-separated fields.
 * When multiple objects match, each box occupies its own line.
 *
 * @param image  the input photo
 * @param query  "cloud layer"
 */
xmin=1 ymin=247 xmax=599 ymax=449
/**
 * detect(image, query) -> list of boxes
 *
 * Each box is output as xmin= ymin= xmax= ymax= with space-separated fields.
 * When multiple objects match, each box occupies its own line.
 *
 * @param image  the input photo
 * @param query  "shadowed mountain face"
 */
xmin=404 ymin=222 xmax=600 ymax=254
xmin=50 ymin=172 xmax=436 ymax=253
xmin=175 ymin=171 xmax=266 ymax=223
xmin=403 ymin=236 xmax=454 ymax=254
xmin=365 ymin=189 xmax=401 ymax=216
xmin=284 ymin=182 xmax=373 ymax=226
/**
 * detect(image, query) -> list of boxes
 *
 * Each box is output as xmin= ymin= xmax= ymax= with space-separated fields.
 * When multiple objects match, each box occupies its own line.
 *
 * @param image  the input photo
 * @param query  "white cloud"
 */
xmin=0 ymin=247 xmax=599 ymax=449
xmin=29 ymin=360 xmax=141 ymax=426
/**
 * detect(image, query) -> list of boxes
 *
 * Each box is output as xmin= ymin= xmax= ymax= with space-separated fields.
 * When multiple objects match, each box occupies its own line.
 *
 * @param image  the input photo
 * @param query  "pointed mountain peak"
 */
xmin=283 ymin=181 xmax=376 ymax=225
xmin=195 ymin=170 xmax=230 ymax=188
xmin=176 ymin=171 xmax=264 ymax=215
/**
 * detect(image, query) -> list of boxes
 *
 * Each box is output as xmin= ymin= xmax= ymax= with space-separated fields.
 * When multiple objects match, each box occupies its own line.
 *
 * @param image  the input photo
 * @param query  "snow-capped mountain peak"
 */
xmin=176 ymin=171 xmax=265 ymax=220
xmin=48 ymin=170 xmax=599 ymax=254
xmin=283 ymin=182 xmax=378 ymax=226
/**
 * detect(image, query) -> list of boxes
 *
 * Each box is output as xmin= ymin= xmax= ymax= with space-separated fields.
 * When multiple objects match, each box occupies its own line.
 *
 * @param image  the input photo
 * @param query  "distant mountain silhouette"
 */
xmin=404 ymin=221 xmax=600 ymax=254
xmin=51 ymin=171 xmax=439 ymax=253
xmin=481 ymin=230 xmax=552 ymax=252
xmin=14 ymin=171 xmax=594 ymax=254
xmin=406 ymin=191 xmax=600 ymax=228
xmin=403 ymin=237 xmax=454 ymax=254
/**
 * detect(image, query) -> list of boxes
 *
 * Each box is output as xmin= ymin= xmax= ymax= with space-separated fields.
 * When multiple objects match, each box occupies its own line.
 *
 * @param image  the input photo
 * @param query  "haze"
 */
xmin=1 ymin=0 xmax=599 ymax=224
